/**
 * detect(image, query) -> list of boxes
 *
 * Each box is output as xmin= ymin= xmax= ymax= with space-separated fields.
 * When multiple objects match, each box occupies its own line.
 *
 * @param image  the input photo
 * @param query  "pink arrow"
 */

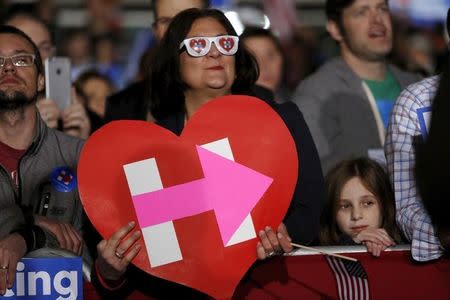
xmin=131 ymin=146 xmax=273 ymax=246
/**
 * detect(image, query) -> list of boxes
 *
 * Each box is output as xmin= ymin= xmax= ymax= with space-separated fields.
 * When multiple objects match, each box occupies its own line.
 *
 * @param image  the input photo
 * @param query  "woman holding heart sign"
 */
xmin=150 ymin=7 xmax=323 ymax=261
xmin=92 ymin=8 xmax=324 ymax=298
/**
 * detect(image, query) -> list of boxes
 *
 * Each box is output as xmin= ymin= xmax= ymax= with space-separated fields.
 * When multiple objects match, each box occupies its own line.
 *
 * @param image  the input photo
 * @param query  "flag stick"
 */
xmin=291 ymin=243 xmax=358 ymax=262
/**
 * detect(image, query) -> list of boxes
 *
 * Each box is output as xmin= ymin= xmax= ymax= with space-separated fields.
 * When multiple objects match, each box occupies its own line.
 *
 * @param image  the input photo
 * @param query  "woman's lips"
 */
xmin=206 ymin=66 xmax=224 ymax=70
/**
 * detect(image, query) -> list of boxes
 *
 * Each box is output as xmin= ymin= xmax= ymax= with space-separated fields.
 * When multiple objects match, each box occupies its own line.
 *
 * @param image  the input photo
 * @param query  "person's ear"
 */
xmin=37 ymin=73 xmax=45 ymax=93
xmin=326 ymin=20 xmax=343 ymax=42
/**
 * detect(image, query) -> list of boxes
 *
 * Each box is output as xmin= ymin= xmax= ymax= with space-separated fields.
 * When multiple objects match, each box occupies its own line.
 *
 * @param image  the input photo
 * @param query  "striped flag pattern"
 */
xmin=326 ymin=256 xmax=370 ymax=300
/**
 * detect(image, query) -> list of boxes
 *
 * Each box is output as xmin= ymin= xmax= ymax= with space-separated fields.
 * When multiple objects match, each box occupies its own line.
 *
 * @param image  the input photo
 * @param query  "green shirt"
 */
xmin=363 ymin=69 xmax=401 ymax=128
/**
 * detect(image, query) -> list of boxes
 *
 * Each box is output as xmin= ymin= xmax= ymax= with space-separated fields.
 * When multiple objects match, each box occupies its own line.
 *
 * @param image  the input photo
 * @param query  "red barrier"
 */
xmin=235 ymin=250 xmax=450 ymax=299
xmin=83 ymin=282 xmax=150 ymax=300
xmin=83 ymin=249 xmax=450 ymax=299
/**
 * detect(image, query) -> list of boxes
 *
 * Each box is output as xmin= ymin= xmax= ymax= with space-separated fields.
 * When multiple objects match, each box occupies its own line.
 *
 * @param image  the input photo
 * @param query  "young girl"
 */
xmin=320 ymin=158 xmax=403 ymax=256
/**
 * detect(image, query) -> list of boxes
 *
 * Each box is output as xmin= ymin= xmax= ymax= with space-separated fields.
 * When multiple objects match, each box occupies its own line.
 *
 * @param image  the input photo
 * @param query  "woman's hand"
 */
xmin=256 ymin=223 xmax=293 ymax=259
xmin=96 ymin=221 xmax=141 ymax=281
xmin=36 ymin=98 xmax=61 ymax=129
xmin=62 ymin=89 xmax=91 ymax=139
xmin=354 ymin=228 xmax=395 ymax=257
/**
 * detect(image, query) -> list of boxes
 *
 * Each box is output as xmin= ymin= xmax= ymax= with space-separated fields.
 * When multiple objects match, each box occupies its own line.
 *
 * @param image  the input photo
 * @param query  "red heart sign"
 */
xmin=78 ymin=95 xmax=298 ymax=299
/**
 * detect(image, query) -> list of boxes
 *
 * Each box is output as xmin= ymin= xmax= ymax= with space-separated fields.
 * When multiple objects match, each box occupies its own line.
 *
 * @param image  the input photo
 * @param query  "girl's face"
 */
xmin=335 ymin=177 xmax=383 ymax=238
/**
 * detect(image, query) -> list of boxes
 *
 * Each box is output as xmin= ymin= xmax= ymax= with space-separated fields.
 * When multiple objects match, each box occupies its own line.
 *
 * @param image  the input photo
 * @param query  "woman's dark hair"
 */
xmin=0 ymin=25 xmax=44 ymax=75
xmin=150 ymin=8 xmax=259 ymax=120
xmin=320 ymin=158 xmax=402 ymax=245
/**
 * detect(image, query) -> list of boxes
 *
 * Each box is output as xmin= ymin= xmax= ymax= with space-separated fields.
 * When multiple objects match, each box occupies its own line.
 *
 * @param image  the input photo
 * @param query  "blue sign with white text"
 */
xmin=0 ymin=257 xmax=82 ymax=300
xmin=417 ymin=106 xmax=433 ymax=139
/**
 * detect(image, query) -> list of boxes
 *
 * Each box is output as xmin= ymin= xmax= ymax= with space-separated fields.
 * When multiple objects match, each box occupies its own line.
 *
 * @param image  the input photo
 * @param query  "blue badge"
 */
xmin=50 ymin=167 xmax=77 ymax=193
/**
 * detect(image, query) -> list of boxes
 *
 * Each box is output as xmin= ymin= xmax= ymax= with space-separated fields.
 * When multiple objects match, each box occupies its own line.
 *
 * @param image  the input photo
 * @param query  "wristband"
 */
xmin=95 ymin=260 xmax=127 ymax=291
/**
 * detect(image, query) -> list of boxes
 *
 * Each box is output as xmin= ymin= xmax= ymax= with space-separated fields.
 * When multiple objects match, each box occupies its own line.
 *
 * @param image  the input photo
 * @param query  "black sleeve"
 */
xmin=90 ymin=260 xmax=211 ymax=299
xmin=103 ymin=81 xmax=148 ymax=124
xmin=103 ymin=91 xmax=123 ymax=124
xmin=12 ymin=206 xmax=46 ymax=252
xmin=86 ymin=109 xmax=105 ymax=134
xmin=89 ymin=263 xmax=135 ymax=300
xmin=275 ymin=101 xmax=325 ymax=245
xmin=11 ymin=225 xmax=46 ymax=253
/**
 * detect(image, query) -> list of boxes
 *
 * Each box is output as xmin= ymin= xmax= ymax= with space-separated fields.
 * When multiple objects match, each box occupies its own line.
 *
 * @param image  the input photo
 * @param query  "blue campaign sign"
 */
xmin=0 ymin=257 xmax=82 ymax=300
xmin=417 ymin=106 xmax=433 ymax=139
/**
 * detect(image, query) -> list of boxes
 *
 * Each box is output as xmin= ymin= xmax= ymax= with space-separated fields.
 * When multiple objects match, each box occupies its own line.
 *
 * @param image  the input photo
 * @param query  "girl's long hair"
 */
xmin=320 ymin=158 xmax=403 ymax=245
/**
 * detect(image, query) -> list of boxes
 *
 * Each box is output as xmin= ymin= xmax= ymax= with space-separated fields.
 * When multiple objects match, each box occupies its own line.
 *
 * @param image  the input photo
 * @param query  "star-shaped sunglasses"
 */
xmin=179 ymin=35 xmax=239 ymax=57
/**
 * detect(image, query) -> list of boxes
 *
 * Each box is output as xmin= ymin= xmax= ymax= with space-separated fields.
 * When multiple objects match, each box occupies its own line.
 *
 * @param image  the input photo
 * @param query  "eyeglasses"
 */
xmin=0 ymin=54 xmax=35 ymax=68
xmin=179 ymin=35 xmax=239 ymax=57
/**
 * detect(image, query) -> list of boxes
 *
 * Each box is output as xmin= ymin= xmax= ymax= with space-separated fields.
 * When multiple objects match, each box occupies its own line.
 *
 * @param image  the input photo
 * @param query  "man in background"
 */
xmin=386 ymin=9 xmax=450 ymax=262
xmin=5 ymin=12 xmax=91 ymax=139
xmin=292 ymin=0 xmax=420 ymax=173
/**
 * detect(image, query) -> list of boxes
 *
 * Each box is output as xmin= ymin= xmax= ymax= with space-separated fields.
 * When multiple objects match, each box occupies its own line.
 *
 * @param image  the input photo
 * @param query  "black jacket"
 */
xmin=104 ymin=80 xmax=149 ymax=123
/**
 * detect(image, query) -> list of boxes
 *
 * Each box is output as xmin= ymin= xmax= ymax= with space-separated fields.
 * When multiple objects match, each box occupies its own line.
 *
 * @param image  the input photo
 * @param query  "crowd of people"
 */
xmin=0 ymin=0 xmax=449 ymax=298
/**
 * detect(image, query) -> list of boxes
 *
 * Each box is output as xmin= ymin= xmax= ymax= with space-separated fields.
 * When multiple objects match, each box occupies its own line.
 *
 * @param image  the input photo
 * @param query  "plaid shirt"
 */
xmin=385 ymin=75 xmax=443 ymax=262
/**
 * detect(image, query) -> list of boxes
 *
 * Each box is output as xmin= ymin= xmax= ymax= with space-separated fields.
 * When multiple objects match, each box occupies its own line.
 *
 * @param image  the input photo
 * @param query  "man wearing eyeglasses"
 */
xmin=5 ymin=12 xmax=91 ymax=140
xmin=0 ymin=25 xmax=87 ymax=294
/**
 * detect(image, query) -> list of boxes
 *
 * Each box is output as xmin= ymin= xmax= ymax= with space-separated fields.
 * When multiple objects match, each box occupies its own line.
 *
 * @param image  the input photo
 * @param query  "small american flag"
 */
xmin=326 ymin=256 xmax=370 ymax=300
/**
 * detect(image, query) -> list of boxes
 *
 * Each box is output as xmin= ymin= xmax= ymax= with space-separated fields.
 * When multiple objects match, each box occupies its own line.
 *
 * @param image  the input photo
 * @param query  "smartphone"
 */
xmin=45 ymin=57 xmax=71 ymax=111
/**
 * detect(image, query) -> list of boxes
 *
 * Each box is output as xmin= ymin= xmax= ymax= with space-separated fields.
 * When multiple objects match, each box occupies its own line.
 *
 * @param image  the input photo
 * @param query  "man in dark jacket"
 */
xmin=0 ymin=26 xmax=87 ymax=294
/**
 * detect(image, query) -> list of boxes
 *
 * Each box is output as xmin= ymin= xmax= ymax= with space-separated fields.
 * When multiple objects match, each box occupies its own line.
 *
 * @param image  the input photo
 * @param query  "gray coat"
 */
xmin=293 ymin=57 xmax=421 ymax=173
xmin=0 ymin=115 xmax=87 ymax=258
